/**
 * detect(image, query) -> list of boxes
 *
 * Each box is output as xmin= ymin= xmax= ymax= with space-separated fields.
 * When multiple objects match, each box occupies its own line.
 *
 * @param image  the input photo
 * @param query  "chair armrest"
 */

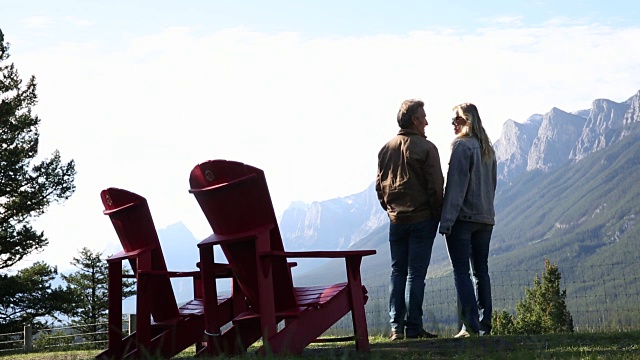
xmin=259 ymin=250 xmax=376 ymax=259
xmin=137 ymin=270 xmax=200 ymax=277
xmin=106 ymin=246 xmax=156 ymax=263
xmin=198 ymin=224 xmax=275 ymax=247
xmin=137 ymin=266 xmax=234 ymax=278
xmin=169 ymin=268 xmax=232 ymax=278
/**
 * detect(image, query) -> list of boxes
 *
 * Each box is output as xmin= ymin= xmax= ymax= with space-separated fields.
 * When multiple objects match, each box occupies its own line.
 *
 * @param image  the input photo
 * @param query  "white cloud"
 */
xmin=63 ymin=16 xmax=94 ymax=27
xmin=481 ymin=15 xmax=524 ymax=26
xmin=10 ymin=21 xmax=640 ymax=272
xmin=20 ymin=16 xmax=54 ymax=29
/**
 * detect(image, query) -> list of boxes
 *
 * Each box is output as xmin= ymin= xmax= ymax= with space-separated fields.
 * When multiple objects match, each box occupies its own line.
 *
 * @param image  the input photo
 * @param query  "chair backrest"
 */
xmin=189 ymin=160 xmax=296 ymax=312
xmin=101 ymin=187 xmax=180 ymax=322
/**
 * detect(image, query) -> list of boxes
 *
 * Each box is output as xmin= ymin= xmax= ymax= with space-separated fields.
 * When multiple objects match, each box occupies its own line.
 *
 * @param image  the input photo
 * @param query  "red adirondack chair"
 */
xmin=188 ymin=160 xmax=376 ymax=356
xmin=96 ymin=188 xmax=237 ymax=359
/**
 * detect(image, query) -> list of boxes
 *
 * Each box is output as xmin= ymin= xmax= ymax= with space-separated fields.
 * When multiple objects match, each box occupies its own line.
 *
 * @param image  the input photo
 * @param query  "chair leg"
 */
xmin=346 ymin=258 xmax=370 ymax=353
xmin=107 ymin=261 xmax=124 ymax=358
xmin=350 ymin=292 xmax=370 ymax=352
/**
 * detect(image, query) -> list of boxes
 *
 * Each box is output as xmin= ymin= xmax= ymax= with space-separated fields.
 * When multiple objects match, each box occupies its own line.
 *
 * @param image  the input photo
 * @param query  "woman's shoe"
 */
xmin=454 ymin=328 xmax=480 ymax=338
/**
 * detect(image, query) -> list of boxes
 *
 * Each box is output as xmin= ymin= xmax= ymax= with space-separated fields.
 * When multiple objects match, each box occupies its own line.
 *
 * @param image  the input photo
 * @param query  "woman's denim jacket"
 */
xmin=439 ymin=136 xmax=497 ymax=235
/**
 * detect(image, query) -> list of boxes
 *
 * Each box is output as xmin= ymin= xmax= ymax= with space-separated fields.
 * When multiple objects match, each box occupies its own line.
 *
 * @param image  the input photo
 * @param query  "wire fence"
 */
xmin=2 ymin=262 xmax=639 ymax=353
xmin=329 ymin=261 xmax=640 ymax=337
xmin=0 ymin=317 xmax=133 ymax=353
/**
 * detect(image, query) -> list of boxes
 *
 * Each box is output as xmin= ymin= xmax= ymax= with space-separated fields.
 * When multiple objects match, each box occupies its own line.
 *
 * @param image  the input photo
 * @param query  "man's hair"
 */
xmin=397 ymin=99 xmax=424 ymax=129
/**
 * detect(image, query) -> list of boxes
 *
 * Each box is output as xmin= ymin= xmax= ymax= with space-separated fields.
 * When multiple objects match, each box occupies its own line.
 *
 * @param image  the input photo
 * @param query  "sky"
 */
xmin=1 ymin=0 xmax=639 ymax=273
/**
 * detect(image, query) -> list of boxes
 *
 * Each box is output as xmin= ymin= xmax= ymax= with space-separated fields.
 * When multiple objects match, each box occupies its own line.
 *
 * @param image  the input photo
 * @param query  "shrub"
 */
xmin=33 ymin=330 xmax=73 ymax=349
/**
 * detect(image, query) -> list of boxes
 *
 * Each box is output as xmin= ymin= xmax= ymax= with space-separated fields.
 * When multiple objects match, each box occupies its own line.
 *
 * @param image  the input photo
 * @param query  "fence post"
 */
xmin=128 ymin=314 xmax=136 ymax=335
xmin=24 ymin=325 xmax=32 ymax=351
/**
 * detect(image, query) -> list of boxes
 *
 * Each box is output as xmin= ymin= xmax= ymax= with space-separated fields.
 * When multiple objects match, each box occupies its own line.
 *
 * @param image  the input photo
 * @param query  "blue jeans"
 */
xmin=388 ymin=218 xmax=438 ymax=337
xmin=445 ymin=221 xmax=493 ymax=334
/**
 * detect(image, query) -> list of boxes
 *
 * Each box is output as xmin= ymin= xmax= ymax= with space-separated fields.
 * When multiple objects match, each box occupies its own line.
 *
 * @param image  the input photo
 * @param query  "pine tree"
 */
xmin=61 ymin=248 xmax=135 ymax=342
xmin=0 ymin=28 xmax=76 ymax=270
xmin=539 ymin=259 xmax=574 ymax=333
xmin=0 ymin=28 xmax=77 ymax=333
xmin=0 ymin=262 xmax=75 ymax=333
xmin=491 ymin=310 xmax=515 ymax=335
xmin=492 ymin=259 xmax=574 ymax=335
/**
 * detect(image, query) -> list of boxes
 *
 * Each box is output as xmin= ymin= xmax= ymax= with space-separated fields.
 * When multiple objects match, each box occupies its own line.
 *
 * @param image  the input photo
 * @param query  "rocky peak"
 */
xmin=623 ymin=90 xmax=640 ymax=125
xmin=570 ymin=98 xmax=631 ymax=161
xmin=527 ymin=107 xmax=587 ymax=171
xmin=279 ymin=182 xmax=387 ymax=251
xmin=572 ymin=109 xmax=591 ymax=118
xmin=525 ymin=113 xmax=544 ymax=126
xmin=494 ymin=114 xmax=542 ymax=183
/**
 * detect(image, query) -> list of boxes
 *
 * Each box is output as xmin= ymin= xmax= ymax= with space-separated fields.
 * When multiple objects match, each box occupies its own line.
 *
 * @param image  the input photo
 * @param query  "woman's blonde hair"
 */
xmin=453 ymin=103 xmax=495 ymax=162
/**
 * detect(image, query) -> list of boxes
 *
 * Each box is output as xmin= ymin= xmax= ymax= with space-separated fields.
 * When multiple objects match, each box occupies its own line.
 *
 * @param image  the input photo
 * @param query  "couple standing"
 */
xmin=376 ymin=99 xmax=497 ymax=340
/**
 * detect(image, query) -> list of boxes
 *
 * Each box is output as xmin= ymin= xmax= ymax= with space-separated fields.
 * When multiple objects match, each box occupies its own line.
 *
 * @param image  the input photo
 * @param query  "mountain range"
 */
xmin=134 ymin=89 xmax=640 ymax=314
xmin=494 ymin=90 xmax=640 ymax=184
xmin=292 ymin=88 xmax=640 ymax=311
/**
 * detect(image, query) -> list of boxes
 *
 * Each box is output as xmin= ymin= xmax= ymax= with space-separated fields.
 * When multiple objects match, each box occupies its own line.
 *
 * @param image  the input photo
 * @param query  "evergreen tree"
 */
xmin=493 ymin=259 xmax=574 ymax=335
xmin=61 ymin=248 xmax=135 ymax=342
xmin=0 ymin=28 xmax=76 ymax=270
xmin=491 ymin=310 xmax=515 ymax=335
xmin=0 ymin=28 xmax=77 ymax=333
xmin=0 ymin=262 xmax=74 ymax=333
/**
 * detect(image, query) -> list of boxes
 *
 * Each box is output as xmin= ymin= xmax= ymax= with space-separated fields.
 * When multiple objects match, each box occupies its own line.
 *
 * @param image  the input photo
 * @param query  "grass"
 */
xmin=1 ymin=331 xmax=639 ymax=359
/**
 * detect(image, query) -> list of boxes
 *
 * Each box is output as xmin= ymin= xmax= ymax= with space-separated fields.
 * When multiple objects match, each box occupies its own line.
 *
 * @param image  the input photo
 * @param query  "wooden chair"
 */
xmin=95 ymin=188 xmax=237 ymax=359
xmin=188 ymin=160 xmax=376 ymax=356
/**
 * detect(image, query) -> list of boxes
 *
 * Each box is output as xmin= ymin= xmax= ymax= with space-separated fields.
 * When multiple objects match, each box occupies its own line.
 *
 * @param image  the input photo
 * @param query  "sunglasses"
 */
xmin=451 ymin=116 xmax=466 ymax=125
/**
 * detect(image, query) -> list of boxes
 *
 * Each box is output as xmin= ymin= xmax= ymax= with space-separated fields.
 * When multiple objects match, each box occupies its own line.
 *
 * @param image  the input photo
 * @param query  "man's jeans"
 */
xmin=388 ymin=218 xmax=438 ymax=337
xmin=445 ymin=221 xmax=493 ymax=334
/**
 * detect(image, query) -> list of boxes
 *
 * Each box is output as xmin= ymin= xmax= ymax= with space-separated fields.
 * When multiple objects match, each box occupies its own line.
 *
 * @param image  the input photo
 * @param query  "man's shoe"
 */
xmin=453 ymin=329 xmax=471 ymax=338
xmin=406 ymin=329 xmax=438 ymax=339
xmin=389 ymin=329 xmax=404 ymax=341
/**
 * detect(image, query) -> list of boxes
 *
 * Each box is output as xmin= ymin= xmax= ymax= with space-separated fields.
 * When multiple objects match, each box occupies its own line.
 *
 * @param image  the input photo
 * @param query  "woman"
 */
xmin=439 ymin=103 xmax=497 ymax=338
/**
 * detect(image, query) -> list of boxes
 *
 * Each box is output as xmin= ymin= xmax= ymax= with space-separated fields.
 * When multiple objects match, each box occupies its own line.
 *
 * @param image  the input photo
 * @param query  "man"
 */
xmin=376 ymin=99 xmax=444 ymax=340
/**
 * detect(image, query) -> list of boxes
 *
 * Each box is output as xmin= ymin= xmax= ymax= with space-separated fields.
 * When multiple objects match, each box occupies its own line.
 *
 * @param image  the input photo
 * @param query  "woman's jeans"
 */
xmin=445 ymin=221 xmax=493 ymax=334
xmin=388 ymin=218 xmax=438 ymax=337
